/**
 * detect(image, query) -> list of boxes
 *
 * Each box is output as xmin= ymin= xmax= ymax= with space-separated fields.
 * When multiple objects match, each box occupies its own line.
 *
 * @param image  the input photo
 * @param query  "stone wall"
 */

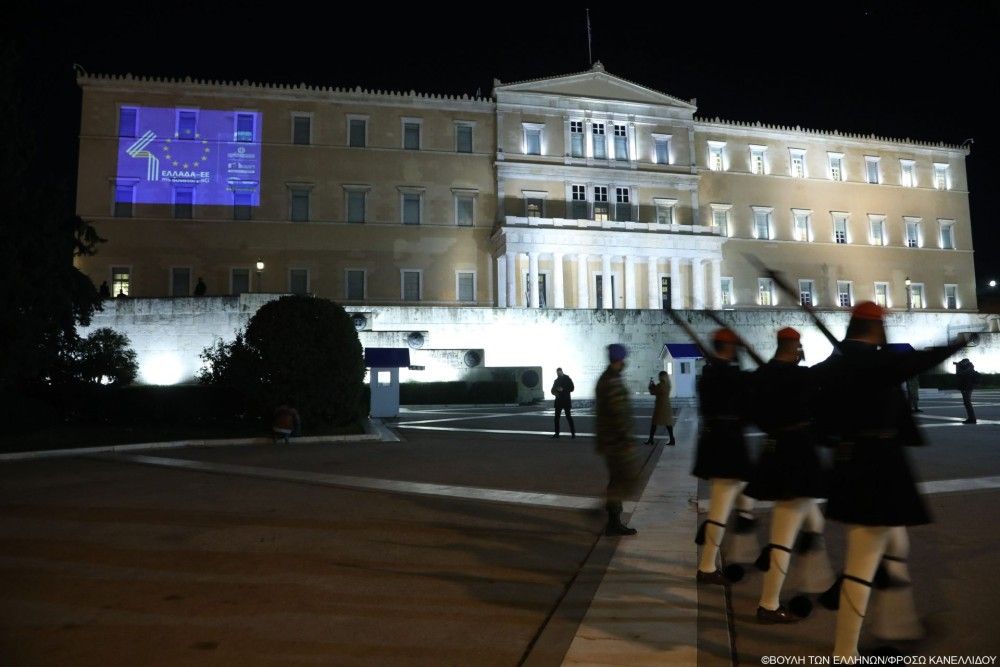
xmin=80 ymin=296 xmax=998 ymax=398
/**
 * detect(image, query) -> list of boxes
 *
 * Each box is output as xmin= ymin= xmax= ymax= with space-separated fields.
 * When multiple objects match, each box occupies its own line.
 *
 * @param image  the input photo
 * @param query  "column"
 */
xmin=505 ymin=251 xmax=517 ymax=307
xmin=710 ymin=258 xmax=723 ymax=310
xmin=601 ymin=254 xmax=613 ymax=309
xmin=577 ymin=254 xmax=589 ymax=308
xmin=646 ymin=256 xmax=660 ymax=309
xmin=528 ymin=251 xmax=540 ymax=308
xmin=624 ymin=255 xmax=636 ymax=309
xmin=691 ymin=258 xmax=706 ymax=310
xmin=552 ymin=252 xmax=565 ymax=309
xmin=497 ymin=255 xmax=507 ymax=307
xmin=670 ymin=257 xmax=682 ymax=309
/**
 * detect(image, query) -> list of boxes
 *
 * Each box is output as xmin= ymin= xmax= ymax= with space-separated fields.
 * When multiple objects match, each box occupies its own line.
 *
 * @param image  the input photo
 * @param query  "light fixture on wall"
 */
xmin=255 ymin=260 xmax=265 ymax=293
xmin=905 ymin=276 xmax=912 ymax=311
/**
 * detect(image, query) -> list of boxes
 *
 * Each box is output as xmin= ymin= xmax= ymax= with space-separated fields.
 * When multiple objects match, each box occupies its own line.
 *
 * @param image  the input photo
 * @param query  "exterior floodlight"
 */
xmin=256 ymin=260 xmax=265 ymax=272
xmin=990 ymin=279 xmax=997 ymax=288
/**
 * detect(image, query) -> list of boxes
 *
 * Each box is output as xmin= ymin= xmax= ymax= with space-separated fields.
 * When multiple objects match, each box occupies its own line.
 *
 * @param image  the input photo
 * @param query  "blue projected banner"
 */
xmin=116 ymin=107 xmax=262 ymax=206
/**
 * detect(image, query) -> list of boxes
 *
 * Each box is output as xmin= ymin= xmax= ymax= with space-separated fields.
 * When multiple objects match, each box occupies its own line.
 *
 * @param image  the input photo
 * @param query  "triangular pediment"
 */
xmin=495 ymin=63 xmax=695 ymax=110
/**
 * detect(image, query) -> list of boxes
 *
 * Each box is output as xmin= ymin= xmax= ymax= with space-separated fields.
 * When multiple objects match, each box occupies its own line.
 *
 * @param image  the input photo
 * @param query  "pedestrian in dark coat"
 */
xmin=595 ymin=344 xmax=639 ymax=536
xmin=551 ymin=367 xmax=576 ymax=438
xmin=953 ymin=358 xmax=979 ymax=424
xmin=745 ymin=327 xmax=831 ymax=623
xmin=694 ymin=328 xmax=753 ymax=585
xmin=812 ymin=302 xmax=971 ymax=659
xmin=643 ymin=371 xmax=675 ymax=446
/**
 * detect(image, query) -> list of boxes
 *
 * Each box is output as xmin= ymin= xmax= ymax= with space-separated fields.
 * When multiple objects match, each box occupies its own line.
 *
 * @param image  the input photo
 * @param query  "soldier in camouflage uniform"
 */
xmin=595 ymin=343 xmax=640 ymax=536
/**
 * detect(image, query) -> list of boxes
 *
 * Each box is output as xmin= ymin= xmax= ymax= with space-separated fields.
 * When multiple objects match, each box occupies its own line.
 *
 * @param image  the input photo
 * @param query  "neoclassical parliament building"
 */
xmin=75 ymin=63 xmax=977 ymax=315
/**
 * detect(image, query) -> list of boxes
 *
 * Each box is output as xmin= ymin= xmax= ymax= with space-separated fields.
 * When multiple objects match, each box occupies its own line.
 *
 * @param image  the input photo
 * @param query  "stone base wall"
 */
xmin=80 ymin=296 xmax=999 ymax=398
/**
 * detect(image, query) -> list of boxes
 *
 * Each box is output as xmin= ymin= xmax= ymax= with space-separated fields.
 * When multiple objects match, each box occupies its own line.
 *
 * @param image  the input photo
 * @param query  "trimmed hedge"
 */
xmin=918 ymin=373 xmax=1000 ymax=390
xmin=399 ymin=381 xmax=517 ymax=405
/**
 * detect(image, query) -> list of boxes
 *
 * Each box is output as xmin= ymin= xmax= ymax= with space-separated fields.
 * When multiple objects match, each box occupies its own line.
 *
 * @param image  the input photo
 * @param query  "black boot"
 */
xmin=605 ymin=501 xmax=637 ymax=536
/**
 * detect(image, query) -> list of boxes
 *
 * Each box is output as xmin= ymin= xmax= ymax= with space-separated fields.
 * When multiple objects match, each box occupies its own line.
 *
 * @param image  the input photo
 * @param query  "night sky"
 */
xmin=12 ymin=3 xmax=1000 ymax=288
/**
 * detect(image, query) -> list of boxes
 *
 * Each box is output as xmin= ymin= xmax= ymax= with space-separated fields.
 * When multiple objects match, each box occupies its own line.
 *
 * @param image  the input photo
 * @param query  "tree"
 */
xmin=0 ymin=35 xmax=104 ymax=392
xmin=69 ymin=328 xmax=139 ymax=385
xmin=200 ymin=296 xmax=365 ymax=426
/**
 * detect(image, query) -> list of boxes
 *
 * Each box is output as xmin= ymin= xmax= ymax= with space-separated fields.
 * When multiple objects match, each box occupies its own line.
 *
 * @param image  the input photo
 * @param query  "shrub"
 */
xmin=200 ymin=296 xmax=364 ymax=427
xmin=66 ymin=327 xmax=138 ymax=385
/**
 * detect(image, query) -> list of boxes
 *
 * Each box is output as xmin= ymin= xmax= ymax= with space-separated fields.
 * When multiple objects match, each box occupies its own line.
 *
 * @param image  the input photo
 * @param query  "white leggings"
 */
xmin=759 ymin=498 xmax=813 ymax=610
xmin=698 ymin=478 xmax=745 ymax=573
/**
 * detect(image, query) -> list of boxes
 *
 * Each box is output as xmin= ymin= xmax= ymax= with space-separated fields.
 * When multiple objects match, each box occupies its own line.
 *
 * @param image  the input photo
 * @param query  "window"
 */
xmin=753 ymin=207 xmax=772 ymax=240
xmin=177 ymin=110 xmax=197 ymax=139
xmin=661 ymin=276 xmax=671 ymax=309
xmin=455 ymin=123 xmax=473 ymax=153
xmin=114 ymin=182 xmax=134 ymax=217
xmin=595 ymin=274 xmax=614 ymax=308
xmin=720 ymin=277 xmax=734 ymax=307
xmin=348 ymin=117 xmax=367 ymax=148
xmin=402 ymin=192 xmax=421 ymax=225
xmin=292 ymin=115 xmax=311 ymax=145
xmin=869 ymin=215 xmax=886 ymax=246
xmin=710 ymin=204 xmax=731 ymax=236
xmin=119 ymin=107 xmax=137 ymax=138
xmin=655 ymin=199 xmax=677 ymax=225
xmin=403 ymin=120 xmax=421 ymax=150
xmin=939 ymin=220 xmax=955 ymax=249
xmin=289 ymin=187 xmax=310 ymax=222
xmin=171 ymin=267 xmax=190 ymax=296
xmin=837 ymin=281 xmax=853 ymax=307
xmin=900 ymin=160 xmax=916 ymax=187
xmin=570 ymin=120 xmax=584 ymax=157
xmin=525 ymin=274 xmax=548 ymax=308
xmin=833 ymin=214 xmax=849 ymax=244
xmin=708 ymin=141 xmax=725 ymax=171
xmin=865 ymin=156 xmax=880 ymax=184
xmin=758 ymin=278 xmax=774 ymax=306
xmin=799 ymin=279 xmax=815 ymax=307
xmin=233 ymin=190 xmax=253 ymax=220
xmin=289 ymin=269 xmax=309 ymax=295
xmin=231 ymin=268 xmax=250 ymax=296
xmin=593 ymin=186 xmax=609 ymax=221
xmin=455 ymin=193 xmax=475 ymax=226
xmin=571 ymin=184 xmax=588 ymax=219
xmin=525 ymin=197 xmax=544 ymax=218
xmin=934 ymin=163 xmax=950 ymax=190
xmin=613 ymin=124 xmax=628 ymax=161
xmin=592 ymin=122 xmax=606 ymax=158
xmin=235 ymin=113 xmax=255 ymax=142
xmin=944 ymin=284 xmax=958 ymax=310
xmin=910 ymin=283 xmax=925 ymax=309
xmin=173 ymin=187 xmax=193 ymax=219
xmin=789 ymin=149 xmax=806 ymax=178
xmin=750 ymin=145 xmax=767 ymax=175
xmin=523 ymin=123 xmax=542 ymax=155
xmin=654 ymin=135 xmax=671 ymax=164
xmin=905 ymin=218 xmax=921 ymax=247
xmin=346 ymin=270 xmax=365 ymax=300
xmin=345 ymin=188 xmax=367 ymax=223
xmin=828 ymin=153 xmax=844 ymax=181
xmin=614 ymin=187 xmax=630 ymax=221
xmin=788 ymin=209 xmax=810 ymax=241
xmin=874 ymin=282 xmax=890 ymax=308
xmin=402 ymin=270 xmax=421 ymax=301
xmin=111 ymin=267 xmax=130 ymax=297
xmin=457 ymin=271 xmax=475 ymax=302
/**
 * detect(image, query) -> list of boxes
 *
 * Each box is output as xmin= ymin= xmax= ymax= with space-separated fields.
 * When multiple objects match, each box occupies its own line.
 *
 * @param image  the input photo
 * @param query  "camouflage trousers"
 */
xmin=603 ymin=445 xmax=641 ymax=506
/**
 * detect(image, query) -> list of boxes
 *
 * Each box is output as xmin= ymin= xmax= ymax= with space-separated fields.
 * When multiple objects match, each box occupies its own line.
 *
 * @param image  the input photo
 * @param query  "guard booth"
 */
xmin=660 ymin=343 xmax=703 ymax=399
xmin=365 ymin=348 xmax=411 ymax=418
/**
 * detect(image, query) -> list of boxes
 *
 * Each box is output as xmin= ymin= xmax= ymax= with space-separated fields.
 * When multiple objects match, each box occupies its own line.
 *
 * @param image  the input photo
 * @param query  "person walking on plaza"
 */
xmin=272 ymin=404 xmax=301 ymax=444
xmin=595 ymin=344 xmax=640 ymax=536
xmin=745 ymin=327 xmax=832 ymax=623
xmin=644 ymin=371 xmax=675 ymax=446
xmin=954 ymin=358 xmax=979 ymax=424
xmin=551 ymin=367 xmax=576 ymax=438
xmin=693 ymin=328 xmax=754 ymax=585
xmin=812 ymin=302 xmax=973 ymax=659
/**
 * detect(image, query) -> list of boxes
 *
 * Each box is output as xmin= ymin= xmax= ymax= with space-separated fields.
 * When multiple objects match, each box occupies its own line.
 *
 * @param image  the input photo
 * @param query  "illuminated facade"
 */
xmin=75 ymin=64 xmax=977 ymax=313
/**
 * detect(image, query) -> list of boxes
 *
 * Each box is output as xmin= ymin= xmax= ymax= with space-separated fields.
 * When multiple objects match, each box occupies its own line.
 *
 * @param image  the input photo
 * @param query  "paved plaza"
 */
xmin=1 ymin=390 xmax=998 ymax=664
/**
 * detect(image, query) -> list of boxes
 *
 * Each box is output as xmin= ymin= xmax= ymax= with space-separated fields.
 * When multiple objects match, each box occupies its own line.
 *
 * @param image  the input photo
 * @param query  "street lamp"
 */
xmin=905 ymin=276 xmax=912 ymax=311
xmin=990 ymin=279 xmax=997 ymax=288
xmin=255 ymin=260 xmax=265 ymax=293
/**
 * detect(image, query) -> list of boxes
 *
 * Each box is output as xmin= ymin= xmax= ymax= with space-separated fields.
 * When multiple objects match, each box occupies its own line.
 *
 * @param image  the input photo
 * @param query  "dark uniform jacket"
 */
xmin=813 ymin=339 xmax=963 ymax=526
xmin=551 ymin=374 xmax=575 ymax=407
xmin=692 ymin=359 xmax=752 ymax=481
xmin=744 ymin=360 xmax=827 ymax=501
